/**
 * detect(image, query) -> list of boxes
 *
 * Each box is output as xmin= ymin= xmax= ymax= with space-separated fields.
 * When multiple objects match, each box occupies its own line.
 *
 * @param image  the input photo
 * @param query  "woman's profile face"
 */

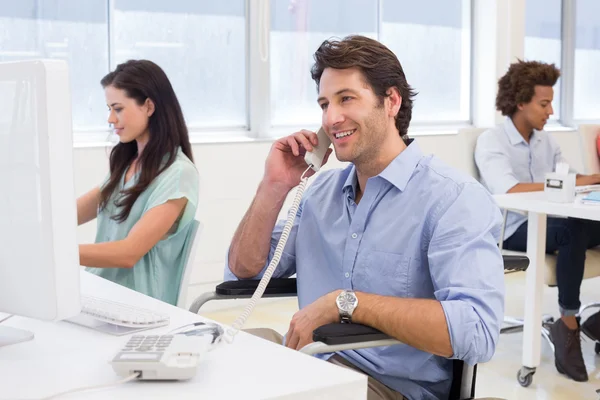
xmin=105 ymin=85 xmax=154 ymax=144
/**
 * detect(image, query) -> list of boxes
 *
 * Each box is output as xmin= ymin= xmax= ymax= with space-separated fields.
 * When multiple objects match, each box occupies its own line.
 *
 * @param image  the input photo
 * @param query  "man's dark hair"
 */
xmin=496 ymin=59 xmax=560 ymax=116
xmin=310 ymin=35 xmax=417 ymax=142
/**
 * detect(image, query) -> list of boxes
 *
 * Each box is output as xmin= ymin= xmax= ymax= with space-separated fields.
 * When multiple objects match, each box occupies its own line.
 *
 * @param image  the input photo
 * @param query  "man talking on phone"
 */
xmin=225 ymin=35 xmax=504 ymax=400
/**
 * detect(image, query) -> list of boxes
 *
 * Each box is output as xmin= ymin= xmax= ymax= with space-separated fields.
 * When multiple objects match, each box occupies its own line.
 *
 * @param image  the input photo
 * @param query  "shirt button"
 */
xmin=345 ymin=272 xmax=350 ymax=278
xmin=351 ymin=233 xmax=358 ymax=239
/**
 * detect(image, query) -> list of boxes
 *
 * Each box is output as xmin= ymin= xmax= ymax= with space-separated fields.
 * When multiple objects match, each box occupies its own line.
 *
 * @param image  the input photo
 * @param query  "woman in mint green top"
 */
xmin=76 ymin=60 xmax=199 ymax=305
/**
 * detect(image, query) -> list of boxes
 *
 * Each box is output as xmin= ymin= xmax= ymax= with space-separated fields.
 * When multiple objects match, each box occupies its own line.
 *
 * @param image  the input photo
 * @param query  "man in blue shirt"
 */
xmin=226 ymin=35 xmax=505 ymax=400
xmin=475 ymin=60 xmax=600 ymax=382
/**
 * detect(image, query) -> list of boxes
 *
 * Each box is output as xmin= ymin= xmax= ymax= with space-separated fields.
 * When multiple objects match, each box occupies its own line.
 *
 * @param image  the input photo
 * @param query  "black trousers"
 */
xmin=504 ymin=218 xmax=600 ymax=314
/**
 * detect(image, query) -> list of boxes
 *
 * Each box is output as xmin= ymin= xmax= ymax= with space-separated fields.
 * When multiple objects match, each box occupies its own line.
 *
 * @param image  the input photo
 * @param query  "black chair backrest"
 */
xmin=449 ymin=360 xmax=476 ymax=400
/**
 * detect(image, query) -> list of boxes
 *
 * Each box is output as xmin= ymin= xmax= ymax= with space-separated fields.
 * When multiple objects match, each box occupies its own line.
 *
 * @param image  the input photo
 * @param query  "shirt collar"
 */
xmin=504 ymin=117 xmax=542 ymax=145
xmin=342 ymin=139 xmax=423 ymax=195
xmin=342 ymin=166 xmax=358 ymax=198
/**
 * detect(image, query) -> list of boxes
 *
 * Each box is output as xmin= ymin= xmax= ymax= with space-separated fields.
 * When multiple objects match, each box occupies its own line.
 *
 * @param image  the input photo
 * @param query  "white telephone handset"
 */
xmin=223 ymin=128 xmax=331 ymax=343
xmin=304 ymin=127 xmax=332 ymax=172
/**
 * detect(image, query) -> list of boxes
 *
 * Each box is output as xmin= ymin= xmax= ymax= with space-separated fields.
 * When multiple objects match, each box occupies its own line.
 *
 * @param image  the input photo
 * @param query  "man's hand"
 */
xmin=264 ymin=130 xmax=333 ymax=192
xmin=285 ymin=290 xmax=341 ymax=351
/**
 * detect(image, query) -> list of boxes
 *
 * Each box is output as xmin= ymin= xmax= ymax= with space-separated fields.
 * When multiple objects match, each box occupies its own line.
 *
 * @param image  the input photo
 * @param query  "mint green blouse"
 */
xmin=86 ymin=149 xmax=199 ymax=305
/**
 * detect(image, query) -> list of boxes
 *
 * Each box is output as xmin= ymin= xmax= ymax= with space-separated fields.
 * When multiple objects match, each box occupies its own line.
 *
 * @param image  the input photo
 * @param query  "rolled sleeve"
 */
xmin=475 ymin=133 xmax=520 ymax=194
xmin=428 ymin=183 xmax=505 ymax=365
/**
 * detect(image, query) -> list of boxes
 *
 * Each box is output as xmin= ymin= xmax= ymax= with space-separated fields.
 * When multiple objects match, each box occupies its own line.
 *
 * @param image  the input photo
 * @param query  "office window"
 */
xmin=270 ymin=0 xmax=378 ymax=127
xmin=524 ymin=0 xmax=562 ymax=120
xmin=1 ymin=0 xmax=477 ymax=140
xmin=0 ymin=0 xmax=109 ymax=130
xmin=113 ymin=0 xmax=247 ymax=129
xmin=380 ymin=0 xmax=471 ymax=123
xmin=574 ymin=0 xmax=600 ymax=121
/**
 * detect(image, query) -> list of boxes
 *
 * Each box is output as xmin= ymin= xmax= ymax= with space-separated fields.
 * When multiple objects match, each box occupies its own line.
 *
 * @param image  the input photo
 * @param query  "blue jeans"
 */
xmin=503 ymin=217 xmax=600 ymax=316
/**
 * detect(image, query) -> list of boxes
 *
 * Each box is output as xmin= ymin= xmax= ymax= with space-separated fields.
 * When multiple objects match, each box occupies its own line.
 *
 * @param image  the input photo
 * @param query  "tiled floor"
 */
xmin=200 ymin=273 xmax=600 ymax=400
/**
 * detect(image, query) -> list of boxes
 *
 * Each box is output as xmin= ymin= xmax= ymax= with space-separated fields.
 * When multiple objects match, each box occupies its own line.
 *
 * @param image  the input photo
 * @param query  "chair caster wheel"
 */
xmin=517 ymin=366 xmax=535 ymax=387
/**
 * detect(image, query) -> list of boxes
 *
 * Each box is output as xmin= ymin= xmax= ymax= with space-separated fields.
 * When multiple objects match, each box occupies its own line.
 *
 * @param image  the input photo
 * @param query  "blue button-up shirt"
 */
xmin=225 ymin=141 xmax=505 ymax=400
xmin=474 ymin=117 xmax=572 ymax=239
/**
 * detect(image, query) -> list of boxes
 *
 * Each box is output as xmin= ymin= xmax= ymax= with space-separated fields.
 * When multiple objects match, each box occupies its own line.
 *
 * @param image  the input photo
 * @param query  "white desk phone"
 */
xmin=111 ymin=333 xmax=213 ymax=380
xmin=42 ymin=131 xmax=332 ymax=397
xmin=108 ymin=128 xmax=333 ymax=384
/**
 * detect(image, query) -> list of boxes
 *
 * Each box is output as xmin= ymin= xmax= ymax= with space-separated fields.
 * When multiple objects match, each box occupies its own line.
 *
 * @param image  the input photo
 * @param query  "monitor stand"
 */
xmin=0 ymin=326 xmax=34 ymax=347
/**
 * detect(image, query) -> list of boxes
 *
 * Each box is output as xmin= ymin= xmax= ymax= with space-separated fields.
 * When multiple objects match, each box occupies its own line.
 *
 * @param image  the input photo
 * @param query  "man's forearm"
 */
xmin=507 ymin=183 xmax=544 ymax=193
xmin=507 ymin=174 xmax=600 ymax=194
xmin=228 ymin=180 xmax=291 ymax=279
xmin=352 ymin=292 xmax=453 ymax=357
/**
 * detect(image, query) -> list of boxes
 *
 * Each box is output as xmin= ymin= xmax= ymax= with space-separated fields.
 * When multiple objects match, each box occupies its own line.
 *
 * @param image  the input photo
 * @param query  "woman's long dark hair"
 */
xmin=99 ymin=60 xmax=194 ymax=222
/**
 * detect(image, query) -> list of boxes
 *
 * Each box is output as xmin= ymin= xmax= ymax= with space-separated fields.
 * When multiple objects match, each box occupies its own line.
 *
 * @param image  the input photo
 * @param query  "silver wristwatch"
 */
xmin=336 ymin=290 xmax=358 ymax=323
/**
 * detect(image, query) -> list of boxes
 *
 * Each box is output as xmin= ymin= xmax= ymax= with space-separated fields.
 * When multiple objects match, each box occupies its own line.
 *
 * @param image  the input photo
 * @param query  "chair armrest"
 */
xmin=312 ymin=323 xmax=391 ymax=345
xmin=215 ymin=278 xmax=298 ymax=296
xmin=502 ymin=255 xmax=529 ymax=272
xmin=188 ymin=278 xmax=298 ymax=314
xmin=306 ymin=324 xmax=476 ymax=400
xmin=300 ymin=323 xmax=400 ymax=356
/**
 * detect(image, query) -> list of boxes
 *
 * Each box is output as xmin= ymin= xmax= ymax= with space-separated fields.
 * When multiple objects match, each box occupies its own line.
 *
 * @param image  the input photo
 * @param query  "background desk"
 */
xmin=494 ymin=192 xmax=600 ymax=378
xmin=0 ymin=272 xmax=366 ymax=400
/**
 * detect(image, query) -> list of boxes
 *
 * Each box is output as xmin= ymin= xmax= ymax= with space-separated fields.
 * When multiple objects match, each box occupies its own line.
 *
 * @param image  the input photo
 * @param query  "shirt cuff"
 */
xmin=440 ymin=300 xmax=494 ymax=365
xmin=492 ymin=175 xmax=520 ymax=195
xmin=223 ymin=249 xmax=240 ymax=281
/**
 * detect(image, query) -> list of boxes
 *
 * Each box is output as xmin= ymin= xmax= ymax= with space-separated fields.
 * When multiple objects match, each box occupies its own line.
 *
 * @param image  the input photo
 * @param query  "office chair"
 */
xmin=189 ymin=254 xmax=529 ymax=399
xmin=176 ymin=219 xmax=203 ymax=309
xmin=577 ymin=124 xmax=600 ymax=175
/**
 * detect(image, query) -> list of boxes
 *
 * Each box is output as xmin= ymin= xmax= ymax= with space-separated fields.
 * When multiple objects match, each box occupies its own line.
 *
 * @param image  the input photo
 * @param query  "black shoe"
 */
xmin=582 ymin=311 xmax=600 ymax=342
xmin=549 ymin=318 xmax=588 ymax=382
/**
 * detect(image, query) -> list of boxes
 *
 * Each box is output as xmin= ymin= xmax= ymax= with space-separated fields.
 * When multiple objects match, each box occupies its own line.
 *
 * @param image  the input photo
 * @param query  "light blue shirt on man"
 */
xmin=225 ymin=141 xmax=505 ymax=400
xmin=474 ymin=117 xmax=573 ymax=239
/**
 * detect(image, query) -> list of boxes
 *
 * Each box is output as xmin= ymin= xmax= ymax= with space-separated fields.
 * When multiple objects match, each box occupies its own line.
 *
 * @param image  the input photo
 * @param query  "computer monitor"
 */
xmin=0 ymin=60 xmax=80 ymax=347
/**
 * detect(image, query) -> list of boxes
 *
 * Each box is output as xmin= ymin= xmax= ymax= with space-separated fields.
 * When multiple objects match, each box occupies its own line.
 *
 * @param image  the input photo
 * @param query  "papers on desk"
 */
xmin=580 ymin=191 xmax=600 ymax=205
xmin=576 ymin=184 xmax=600 ymax=194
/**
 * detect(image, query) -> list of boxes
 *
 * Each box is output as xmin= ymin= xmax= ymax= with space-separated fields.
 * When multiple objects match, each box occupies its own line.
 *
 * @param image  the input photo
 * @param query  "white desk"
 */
xmin=494 ymin=192 xmax=600 ymax=380
xmin=0 ymin=271 xmax=366 ymax=400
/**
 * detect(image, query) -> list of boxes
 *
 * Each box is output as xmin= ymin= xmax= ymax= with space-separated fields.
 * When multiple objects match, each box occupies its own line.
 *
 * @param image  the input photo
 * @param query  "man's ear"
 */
xmin=386 ymin=87 xmax=402 ymax=118
xmin=145 ymin=98 xmax=156 ymax=117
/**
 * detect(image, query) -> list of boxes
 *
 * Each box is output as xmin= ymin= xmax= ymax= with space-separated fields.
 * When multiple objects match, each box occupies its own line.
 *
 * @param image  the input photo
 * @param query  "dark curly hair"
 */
xmin=311 ymin=35 xmax=417 ymax=143
xmin=496 ymin=60 xmax=560 ymax=116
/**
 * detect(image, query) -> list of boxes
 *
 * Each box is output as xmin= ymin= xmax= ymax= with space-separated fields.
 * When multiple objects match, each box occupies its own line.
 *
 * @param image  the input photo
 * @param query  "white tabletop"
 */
xmin=493 ymin=191 xmax=600 ymax=221
xmin=0 ymin=272 xmax=366 ymax=400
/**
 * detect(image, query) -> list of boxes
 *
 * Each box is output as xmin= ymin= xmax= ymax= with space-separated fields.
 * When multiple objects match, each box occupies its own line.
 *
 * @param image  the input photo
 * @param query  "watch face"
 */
xmin=338 ymin=292 xmax=357 ymax=312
